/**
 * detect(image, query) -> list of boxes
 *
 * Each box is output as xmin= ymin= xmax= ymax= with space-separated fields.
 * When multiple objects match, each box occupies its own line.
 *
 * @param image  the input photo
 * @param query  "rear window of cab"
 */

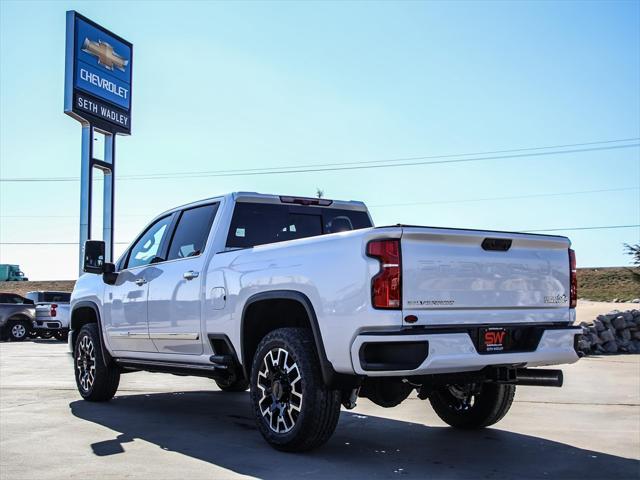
xmin=226 ymin=203 xmax=372 ymax=249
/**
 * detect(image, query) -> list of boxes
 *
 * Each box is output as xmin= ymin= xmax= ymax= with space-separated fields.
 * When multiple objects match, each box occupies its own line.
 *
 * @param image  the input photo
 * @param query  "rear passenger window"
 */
xmin=167 ymin=204 xmax=219 ymax=260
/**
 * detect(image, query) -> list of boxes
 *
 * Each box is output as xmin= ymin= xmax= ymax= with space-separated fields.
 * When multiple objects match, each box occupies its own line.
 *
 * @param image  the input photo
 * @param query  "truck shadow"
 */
xmin=70 ymin=391 xmax=637 ymax=479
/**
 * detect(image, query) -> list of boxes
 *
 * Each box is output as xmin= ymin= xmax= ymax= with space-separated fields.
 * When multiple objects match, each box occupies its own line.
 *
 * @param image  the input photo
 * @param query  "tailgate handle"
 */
xmin=482 ymin=238 xmax=512 ymax=251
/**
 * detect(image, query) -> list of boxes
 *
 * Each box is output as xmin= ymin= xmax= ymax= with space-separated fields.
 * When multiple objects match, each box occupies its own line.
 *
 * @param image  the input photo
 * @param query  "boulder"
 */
xmin=620 ymin=329 xmax=632 ymax=341
xmin=593 ymin=319 xmax=605 ymax=332
xmin=603 ymin=340 xmax=618 ymax=353
xmin=577 ymin=339 xmax=591 ymax=352
xmin=612 ymin=316 xmax=627 ymax=330
xmin=599 ymin=329 xmax=615 ymax=343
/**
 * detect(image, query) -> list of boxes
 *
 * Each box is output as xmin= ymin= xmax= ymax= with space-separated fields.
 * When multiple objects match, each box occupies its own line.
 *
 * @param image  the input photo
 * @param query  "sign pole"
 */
xmin=79 ymin=124 xmax=93 ymax=274
xmin=103 ymin=133 xmax=115 ymax=263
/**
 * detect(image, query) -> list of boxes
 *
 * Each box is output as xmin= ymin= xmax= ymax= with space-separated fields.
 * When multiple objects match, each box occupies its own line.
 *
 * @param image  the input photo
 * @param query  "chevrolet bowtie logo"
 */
xmin=82 ymin=38 xmax=128 ymax=72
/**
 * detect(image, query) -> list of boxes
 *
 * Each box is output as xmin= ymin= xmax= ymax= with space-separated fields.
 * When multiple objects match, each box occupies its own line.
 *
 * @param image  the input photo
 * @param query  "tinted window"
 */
xmin=127 ymin=215 xmax=173 ymax=269
xmin=226 ymin=203 xmax=372 ymax=249
xmin=167 ymin=204 xmax=219 ymax=260
xmin=0 ymin=294 xmax=25 ymax=304
xmin=43 ymin=292 xmax=71 ymax=303
xmin=25 ymin=292 xmax=39 ymax=303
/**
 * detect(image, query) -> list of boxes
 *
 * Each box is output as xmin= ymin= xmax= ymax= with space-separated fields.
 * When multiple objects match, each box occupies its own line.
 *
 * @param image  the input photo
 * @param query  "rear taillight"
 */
xmin=50 ymin=304 xmax=58 ymax=317
xmin=366 ymin=239 xmax=401 ymax=309
xmin=569 ymin=249 xmax=577 ymax=308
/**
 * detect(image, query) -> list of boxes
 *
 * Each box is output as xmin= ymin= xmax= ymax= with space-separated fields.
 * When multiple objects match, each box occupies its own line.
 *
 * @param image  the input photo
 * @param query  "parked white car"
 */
xmin=70 ymin=192 xmax=581 ymax=451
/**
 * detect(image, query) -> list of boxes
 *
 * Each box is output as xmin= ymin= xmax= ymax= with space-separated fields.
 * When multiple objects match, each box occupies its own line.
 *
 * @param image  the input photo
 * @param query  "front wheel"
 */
xmin=429 ymin=383 xmax=516 ymax=429
xmin=74 ymin=323 xmax=120 ymax=401
xmin=8 ymin=321 xmax=30 ymax=341
xmin=250 ymin=328 xmax=341 ymax=452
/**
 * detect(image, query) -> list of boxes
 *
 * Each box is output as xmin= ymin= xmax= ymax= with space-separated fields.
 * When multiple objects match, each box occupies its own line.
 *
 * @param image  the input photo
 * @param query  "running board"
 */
xmin=115 ymin=358 xmax=230 ymax=379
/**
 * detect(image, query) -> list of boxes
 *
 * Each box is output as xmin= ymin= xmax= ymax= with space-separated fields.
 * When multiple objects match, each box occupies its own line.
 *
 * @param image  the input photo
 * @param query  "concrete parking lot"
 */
xmin=1 ymin=340 xmax=638 ymax=480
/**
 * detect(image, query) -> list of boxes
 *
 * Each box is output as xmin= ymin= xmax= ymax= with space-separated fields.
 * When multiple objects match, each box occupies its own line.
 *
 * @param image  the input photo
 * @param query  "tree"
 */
xmin=624 ymin=243 xmax=640 ymax=282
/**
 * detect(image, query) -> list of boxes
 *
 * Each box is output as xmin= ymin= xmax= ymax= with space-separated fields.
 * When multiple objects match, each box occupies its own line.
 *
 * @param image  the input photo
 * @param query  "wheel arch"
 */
xmin=70 ymin=301 xmax=112 ymax=366
xmin=240 ymin=290 xmax=337 ymax=386
xmin=6 ymin=313 xmax=31 ymax=324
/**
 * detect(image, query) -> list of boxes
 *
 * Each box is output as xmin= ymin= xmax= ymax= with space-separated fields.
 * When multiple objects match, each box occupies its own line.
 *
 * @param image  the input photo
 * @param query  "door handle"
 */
xmin=134 ymin=278 xmax=147 ymax=286
xmin=183 ymin=270 xmax=200 ymax=280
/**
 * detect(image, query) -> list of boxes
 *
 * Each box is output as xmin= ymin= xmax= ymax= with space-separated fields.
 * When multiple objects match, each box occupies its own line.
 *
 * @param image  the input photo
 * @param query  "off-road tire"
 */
xmin=429 ymin=383 xmax=516 ymax=429
xmin=215 ymin=376 xmax=249 ymax=392
xmin=74 ymin=323 xmax=120 ymax=402
xmin=8 ymin=320 xmax=30 ymax=341
xmin=250 ymin=327 xmax=341 ymax=452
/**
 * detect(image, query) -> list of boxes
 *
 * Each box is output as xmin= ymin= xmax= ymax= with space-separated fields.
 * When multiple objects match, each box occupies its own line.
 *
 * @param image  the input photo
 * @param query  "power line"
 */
xmin=1 ymin=139 xmax=638 ymax=183
xmin=523 ymin=225 xmax=640 ymax=233
xmin=3 ymin=186 xmax=637 ymax=219
xmin=0 ymin=242 xmax=129 ymax=245
xmin=2 ymin=224 xmax=638 ymax=245
xmin=95 ymin=137 xmax=640 ymax=178
xmin=369 ymin=187 xmax=639 ymax=208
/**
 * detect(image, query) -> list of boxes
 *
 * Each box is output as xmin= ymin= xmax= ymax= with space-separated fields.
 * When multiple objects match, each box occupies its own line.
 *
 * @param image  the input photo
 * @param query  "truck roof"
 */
xmin=156 ymin=192 xmax=369 ymax=218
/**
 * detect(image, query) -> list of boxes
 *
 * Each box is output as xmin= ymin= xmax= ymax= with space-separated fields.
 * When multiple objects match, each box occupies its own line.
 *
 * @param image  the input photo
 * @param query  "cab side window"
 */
xmin=126 ymin=215 xmax=173 ymax=269
xmin=0 ymin=294 xmax=25 ymax=304
xmin=167 ymin=204 xmax=219 ymax=261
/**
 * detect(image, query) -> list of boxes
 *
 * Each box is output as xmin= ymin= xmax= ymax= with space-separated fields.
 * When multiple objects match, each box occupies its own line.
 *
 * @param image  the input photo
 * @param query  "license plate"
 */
xmin=479 ymin=327 xmax=510 ymax=353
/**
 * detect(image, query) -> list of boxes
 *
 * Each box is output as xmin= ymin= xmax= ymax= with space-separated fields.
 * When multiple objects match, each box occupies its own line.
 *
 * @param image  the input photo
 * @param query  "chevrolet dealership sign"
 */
xmin=64 ymin=11 xmax=132 ymax=134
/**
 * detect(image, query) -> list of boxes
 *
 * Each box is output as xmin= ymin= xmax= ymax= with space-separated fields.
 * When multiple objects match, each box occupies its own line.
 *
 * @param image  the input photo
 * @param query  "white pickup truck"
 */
xmin=26 ymin=291 xmax=71 ymax=340
xmin=70 ymin=192 xmax=581 ymax=451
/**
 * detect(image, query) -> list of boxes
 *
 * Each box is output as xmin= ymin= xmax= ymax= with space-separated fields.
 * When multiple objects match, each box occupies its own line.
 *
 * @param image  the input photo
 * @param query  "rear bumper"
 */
xmin=33 ymin=320 xmax=64 ymax=330
xmin=350 ymin=325 xmax=581 ymax=376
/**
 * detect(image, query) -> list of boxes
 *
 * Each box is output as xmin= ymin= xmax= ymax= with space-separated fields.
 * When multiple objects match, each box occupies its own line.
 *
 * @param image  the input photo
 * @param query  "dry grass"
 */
xmin=578 ymin=267 xmax=640 ymax=302
xmin=0 ymin=280 xmax=76 ymax=297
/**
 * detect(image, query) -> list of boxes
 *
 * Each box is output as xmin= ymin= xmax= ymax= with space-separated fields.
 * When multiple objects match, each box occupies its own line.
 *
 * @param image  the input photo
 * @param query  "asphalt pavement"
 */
xmin=0 ymin=340 xmax=638 ymax=479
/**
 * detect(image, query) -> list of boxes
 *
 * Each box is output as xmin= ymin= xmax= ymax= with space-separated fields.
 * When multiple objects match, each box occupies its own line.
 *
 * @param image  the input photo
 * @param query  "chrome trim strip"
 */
xmin=148 ymin=333 xmax=200 ymax=340
xmin=108 ymin=332 xmax=150 ymax=339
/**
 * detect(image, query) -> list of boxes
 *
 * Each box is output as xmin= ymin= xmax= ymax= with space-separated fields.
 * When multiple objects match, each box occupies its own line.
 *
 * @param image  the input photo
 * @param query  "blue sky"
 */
xmin=1 ymin=0 xmax=639 ymax=280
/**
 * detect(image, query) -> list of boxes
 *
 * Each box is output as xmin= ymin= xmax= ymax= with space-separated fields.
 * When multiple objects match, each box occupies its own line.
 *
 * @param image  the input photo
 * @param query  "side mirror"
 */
xmin=103 ymin=262 xmax=118 ymax=285
xmin=84 ymin=240 xmax=106 ymax=274
xmin=23 ymin=299 xmax=35 ymax=305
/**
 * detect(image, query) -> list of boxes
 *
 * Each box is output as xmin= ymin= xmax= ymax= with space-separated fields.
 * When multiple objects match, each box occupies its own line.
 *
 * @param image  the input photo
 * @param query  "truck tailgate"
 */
xmin=401 ymin=226 xmax=573 ymax=326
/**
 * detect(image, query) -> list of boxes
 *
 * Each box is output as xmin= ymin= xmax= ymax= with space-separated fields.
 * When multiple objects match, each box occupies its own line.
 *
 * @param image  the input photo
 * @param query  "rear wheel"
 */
xmin=74 ymin=323 xmax=120 ymax=401
xmin=250 ymin=328 xmax=341 ymax=452
xmin=429 ymin=383 xmax=515 ymax=429
xmin=8 ymin=321 xmax=29 ymax=341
